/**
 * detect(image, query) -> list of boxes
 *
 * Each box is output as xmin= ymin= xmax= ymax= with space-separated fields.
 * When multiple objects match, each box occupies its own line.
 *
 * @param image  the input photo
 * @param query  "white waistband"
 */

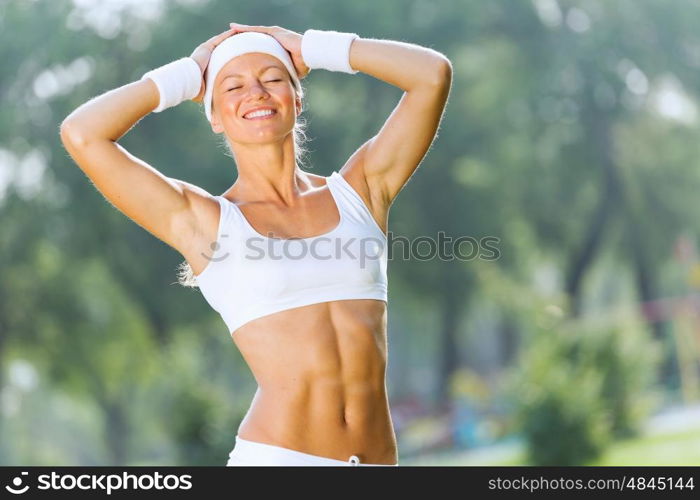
xmin=227 ymin=435 xmax=398 ymax=466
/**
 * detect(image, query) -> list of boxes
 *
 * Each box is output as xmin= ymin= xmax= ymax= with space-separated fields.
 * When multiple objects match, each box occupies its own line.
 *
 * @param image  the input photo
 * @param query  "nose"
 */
xmin=247 ymin=80 xmax=269 ymax=99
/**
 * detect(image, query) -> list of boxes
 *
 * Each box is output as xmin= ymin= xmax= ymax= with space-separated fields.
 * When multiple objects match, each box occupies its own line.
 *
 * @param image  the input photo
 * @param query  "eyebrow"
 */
xmin=220 ymin=65 xmax=284 ymax=84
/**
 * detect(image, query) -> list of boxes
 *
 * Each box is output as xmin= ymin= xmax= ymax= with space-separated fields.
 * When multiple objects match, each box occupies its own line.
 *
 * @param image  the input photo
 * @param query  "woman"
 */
xmin=60 ymin=22 xmax=452 ymax=466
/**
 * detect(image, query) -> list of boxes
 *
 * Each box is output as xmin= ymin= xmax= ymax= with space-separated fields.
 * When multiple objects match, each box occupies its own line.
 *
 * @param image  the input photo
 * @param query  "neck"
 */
xmin=228 ymin=134 xmax=309 ymax=206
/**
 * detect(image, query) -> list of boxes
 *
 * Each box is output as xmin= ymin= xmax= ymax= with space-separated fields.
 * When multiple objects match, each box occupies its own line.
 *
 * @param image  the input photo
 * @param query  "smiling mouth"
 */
xmin=243 ymin=110 xmax=278 ymax=120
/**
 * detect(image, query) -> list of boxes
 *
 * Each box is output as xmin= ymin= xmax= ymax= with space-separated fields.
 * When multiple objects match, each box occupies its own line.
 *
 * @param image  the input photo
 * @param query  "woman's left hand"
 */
xmin=229 ymin=23 xmax=310 ymax=79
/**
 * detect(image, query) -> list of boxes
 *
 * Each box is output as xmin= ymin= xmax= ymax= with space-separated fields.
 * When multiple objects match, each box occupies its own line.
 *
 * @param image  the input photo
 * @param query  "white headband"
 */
xmin=204 ymin=32 xmax=303 ymax=122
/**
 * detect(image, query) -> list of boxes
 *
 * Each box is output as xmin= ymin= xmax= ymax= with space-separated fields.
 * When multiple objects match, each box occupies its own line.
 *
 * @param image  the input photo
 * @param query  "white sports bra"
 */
xmin=194 ymin=171 xmax=388 ymax=335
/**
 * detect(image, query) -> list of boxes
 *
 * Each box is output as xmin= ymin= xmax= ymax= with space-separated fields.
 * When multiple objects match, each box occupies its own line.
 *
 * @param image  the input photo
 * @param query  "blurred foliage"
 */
xmin=507 ymin=313 xmax=662 ymax=465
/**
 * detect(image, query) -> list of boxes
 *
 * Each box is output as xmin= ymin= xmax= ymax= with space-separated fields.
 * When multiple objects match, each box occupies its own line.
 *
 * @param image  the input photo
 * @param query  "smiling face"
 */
xmin=210 ymin=52 xmax=302 ymax=145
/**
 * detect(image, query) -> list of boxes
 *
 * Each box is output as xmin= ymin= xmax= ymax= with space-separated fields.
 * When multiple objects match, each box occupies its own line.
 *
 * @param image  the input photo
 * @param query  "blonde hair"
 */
xmin=177 ymin=90 xmax=309 ymax=288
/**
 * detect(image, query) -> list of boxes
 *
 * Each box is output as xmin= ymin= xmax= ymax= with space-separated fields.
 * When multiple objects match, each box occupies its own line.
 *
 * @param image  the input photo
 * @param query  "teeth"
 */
xmin=245 ymin=109 xmax=275 ymax=119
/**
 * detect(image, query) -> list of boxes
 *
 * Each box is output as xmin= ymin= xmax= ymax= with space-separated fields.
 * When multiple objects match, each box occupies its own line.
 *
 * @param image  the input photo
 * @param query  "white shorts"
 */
xmin=226 ymin=435 xmax=399 ymax=466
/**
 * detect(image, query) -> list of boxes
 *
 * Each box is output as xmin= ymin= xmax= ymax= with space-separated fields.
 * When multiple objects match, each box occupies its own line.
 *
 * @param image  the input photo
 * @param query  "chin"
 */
xmin=239 ymin=129 xmax=295 ymax=144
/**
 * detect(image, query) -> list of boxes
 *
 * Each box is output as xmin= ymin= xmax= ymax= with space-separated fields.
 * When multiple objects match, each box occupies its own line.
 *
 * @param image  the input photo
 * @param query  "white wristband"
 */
xmin=301 ymin=29 xmax=359 ymax=74
xmin=141 ymin=57 xmax=202 ymax=113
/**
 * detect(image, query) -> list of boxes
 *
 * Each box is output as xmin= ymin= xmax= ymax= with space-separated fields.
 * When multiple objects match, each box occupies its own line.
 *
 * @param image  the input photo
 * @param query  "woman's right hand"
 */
xmin=190 ymin=28 xmax=238 ymax=103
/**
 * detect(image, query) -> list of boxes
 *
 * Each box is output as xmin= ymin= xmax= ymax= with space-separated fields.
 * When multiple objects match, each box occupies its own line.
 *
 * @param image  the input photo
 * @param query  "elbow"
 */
xmin=426 ymin=56 xmax=453 ymax=88
xmin=436 ymin=57 xmax=453 ymax=85
xmin=59 ymin=120 xmax=90 ymax=149
xmin=59 ymin=120 xmax=76 ymax=144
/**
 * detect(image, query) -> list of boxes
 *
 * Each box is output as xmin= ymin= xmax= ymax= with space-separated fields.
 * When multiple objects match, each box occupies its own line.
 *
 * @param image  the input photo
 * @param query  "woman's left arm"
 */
xmin=348 ymin=37 xmax=452 ymax=206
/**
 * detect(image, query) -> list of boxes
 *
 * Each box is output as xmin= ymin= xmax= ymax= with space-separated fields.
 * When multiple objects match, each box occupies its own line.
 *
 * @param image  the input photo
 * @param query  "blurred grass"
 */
xmin=591 ymin=427 xmax=700 ymax=466
xmin=401 ymin=425 xmax=700 ymax=466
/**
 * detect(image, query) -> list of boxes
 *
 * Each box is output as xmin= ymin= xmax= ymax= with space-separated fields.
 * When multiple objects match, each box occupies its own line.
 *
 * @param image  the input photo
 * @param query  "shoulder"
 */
xmin=301 ymin=159 xmax=372 ymax=207
xmin=302 ymin=171 xmax=329 ymax=189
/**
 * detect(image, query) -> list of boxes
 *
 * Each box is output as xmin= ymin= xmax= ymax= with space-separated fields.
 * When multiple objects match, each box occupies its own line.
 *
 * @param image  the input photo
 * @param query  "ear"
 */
xmin=211 ymin=106 xmax=224 ymax=134
xmin=295 ymin=94 xmax=303 ymax=116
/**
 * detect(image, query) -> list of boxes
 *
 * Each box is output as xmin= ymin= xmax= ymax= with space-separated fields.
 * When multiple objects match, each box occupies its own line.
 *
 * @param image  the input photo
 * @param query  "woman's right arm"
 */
xmin=59 ymin=78 xmax=203 ymax=255
xmin=59 ymin=28 xmax=237 ymax=256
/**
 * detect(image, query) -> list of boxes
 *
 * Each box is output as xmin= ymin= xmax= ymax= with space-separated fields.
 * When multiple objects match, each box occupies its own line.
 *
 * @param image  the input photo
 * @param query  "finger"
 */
xmin=210 ymin=28 xmax=237 ymax=47
xmin=209 ymin=27 xmax=234 ymax=39
xmin=203 ymin=28 xmax=234 ymax=47
xmin=230 ymin=22 xmax=272 ymax=33
xmin=215 ymin=28 xmax=237 ymax=41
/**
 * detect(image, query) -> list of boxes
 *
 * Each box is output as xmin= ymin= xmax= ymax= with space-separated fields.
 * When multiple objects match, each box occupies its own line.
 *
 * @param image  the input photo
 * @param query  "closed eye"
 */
xmin=227 ymin=80 xmax=282 ymax=92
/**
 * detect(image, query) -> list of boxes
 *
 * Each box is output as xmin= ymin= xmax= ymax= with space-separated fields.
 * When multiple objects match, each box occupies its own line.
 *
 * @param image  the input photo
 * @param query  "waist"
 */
xmin=237 ymin=383 xmax=397 ymax=463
